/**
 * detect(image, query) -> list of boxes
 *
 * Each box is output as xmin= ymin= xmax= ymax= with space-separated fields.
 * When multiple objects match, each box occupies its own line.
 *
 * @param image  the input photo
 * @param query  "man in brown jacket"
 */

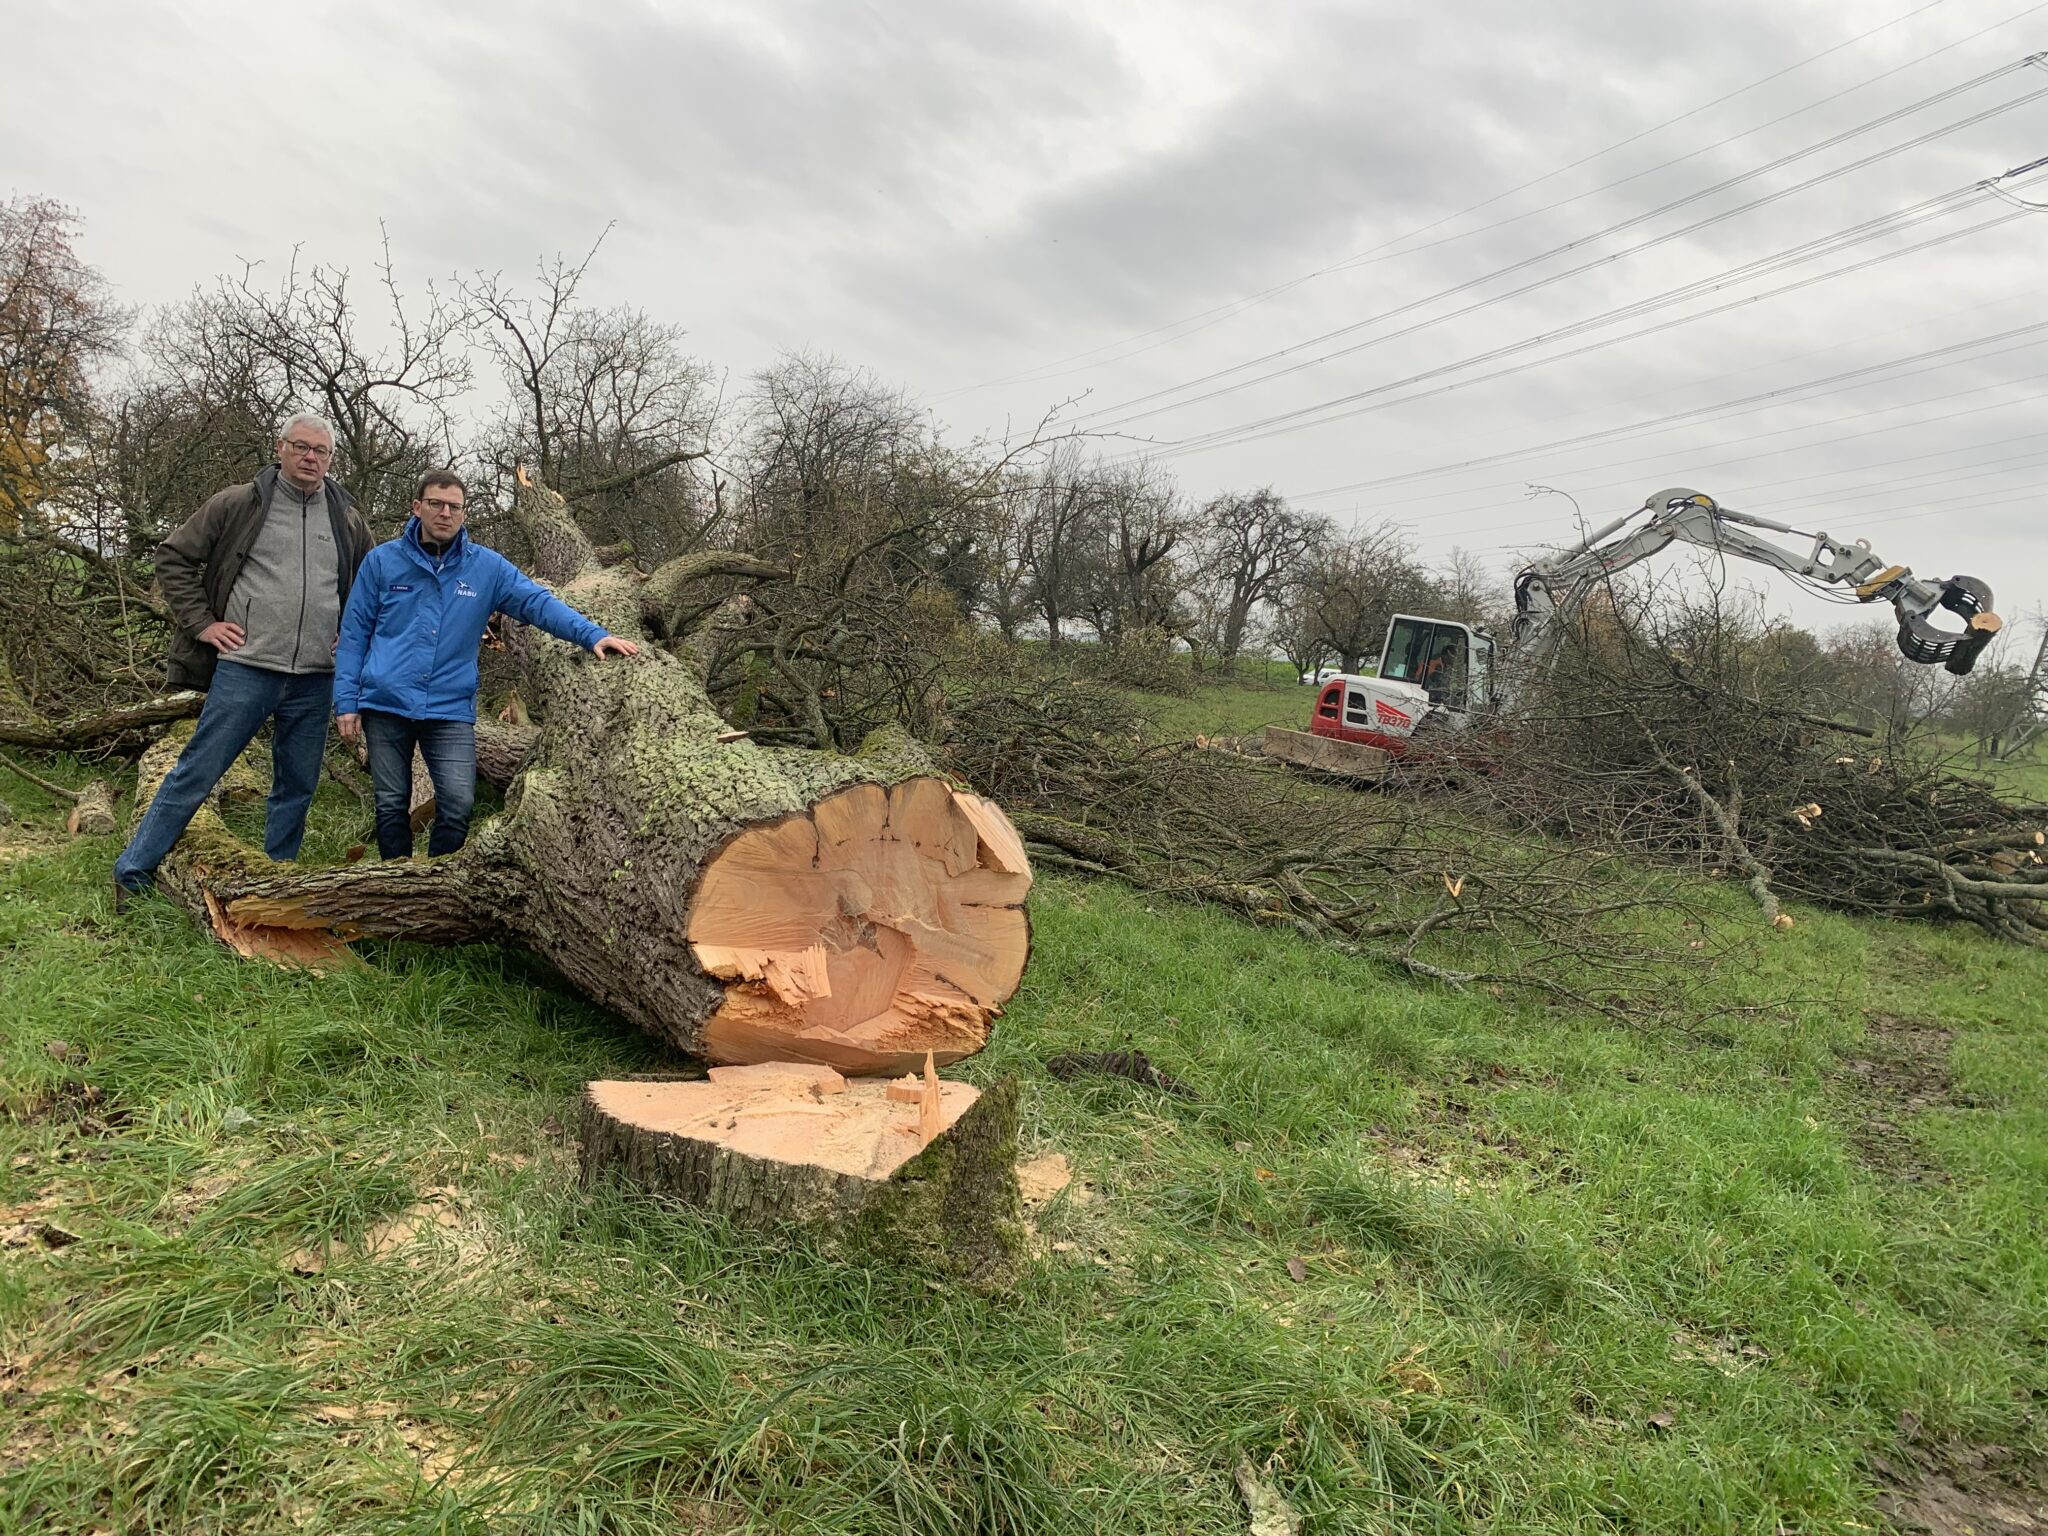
xmin=114 ymin=413 xmax=374 ymax=901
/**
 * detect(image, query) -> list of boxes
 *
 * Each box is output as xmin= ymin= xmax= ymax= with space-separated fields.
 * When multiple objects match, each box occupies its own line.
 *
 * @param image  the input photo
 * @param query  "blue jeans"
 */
xmin=361 ymin=711 xmax=476 ymax=859
xmin=115 ymin=659 xmax=333 ymax=889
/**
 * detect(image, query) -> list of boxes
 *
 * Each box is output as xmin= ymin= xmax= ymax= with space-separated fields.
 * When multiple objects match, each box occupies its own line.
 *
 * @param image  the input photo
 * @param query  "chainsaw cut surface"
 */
xmin=687 ymin=778 xmax=1032 ymax=1072
xmin=585 ymin=1073 xmax=981 ymax=1182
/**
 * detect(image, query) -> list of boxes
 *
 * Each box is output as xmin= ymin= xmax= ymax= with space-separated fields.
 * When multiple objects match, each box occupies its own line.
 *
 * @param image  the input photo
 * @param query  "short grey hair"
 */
xmin=277 ymin=410 xmax=335 ymax=445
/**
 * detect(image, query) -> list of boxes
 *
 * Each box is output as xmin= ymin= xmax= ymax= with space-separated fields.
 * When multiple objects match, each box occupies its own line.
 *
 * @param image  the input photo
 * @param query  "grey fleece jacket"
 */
xmin=223 ymin=475 xmax=345 ymax=674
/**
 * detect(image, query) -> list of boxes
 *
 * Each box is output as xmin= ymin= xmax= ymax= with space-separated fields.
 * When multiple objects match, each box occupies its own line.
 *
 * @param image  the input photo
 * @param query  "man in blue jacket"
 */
xmin=333 ymin=470 xmax=638 ymax=860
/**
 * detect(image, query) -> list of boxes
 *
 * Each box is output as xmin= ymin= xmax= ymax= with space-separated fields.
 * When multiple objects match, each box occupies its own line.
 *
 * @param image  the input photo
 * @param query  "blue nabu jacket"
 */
xmin=333 ymin=518 xmax=609 ymax=722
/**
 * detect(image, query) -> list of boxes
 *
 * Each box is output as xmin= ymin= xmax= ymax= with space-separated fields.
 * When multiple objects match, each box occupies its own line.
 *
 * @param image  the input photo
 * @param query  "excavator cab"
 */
xmin=1378 ymin=616 xmax=1494 ymax=716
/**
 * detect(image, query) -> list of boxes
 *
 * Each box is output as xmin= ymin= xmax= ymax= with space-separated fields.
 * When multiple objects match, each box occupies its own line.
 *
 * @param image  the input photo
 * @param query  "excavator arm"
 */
xmin=1512 ymin=487 xmax=2002 ymax=676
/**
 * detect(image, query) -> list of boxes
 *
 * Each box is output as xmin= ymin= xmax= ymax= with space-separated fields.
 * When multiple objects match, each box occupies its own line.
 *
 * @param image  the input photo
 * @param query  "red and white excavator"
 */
xmin=1261 ymin=486 xmax=2003 ymax=778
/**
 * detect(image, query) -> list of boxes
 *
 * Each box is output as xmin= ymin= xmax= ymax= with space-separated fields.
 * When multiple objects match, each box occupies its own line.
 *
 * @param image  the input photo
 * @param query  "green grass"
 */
xmin=1984 ymin=749 xmax=2048 ymax=803
xmin=2 ymin=750 xmax=2045 ymax=1533
xmin=1142 ymin=674 xmax=1311 ymax=740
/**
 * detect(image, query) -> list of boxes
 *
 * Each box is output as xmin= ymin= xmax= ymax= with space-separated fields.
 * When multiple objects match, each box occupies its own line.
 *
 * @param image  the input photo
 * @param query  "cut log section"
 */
xmin=580 ymin=1071 xmax=1023 ymax=1285
xmin=0 ymin=751 xmax=118 ymax=836
xmin=687 ymin=779 xmax=1032 ymax=1072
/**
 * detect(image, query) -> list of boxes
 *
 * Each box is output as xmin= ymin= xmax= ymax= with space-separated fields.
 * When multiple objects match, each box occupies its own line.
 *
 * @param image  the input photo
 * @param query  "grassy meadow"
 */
xmin=1 ymin=702 xmax=2045 ymax=1533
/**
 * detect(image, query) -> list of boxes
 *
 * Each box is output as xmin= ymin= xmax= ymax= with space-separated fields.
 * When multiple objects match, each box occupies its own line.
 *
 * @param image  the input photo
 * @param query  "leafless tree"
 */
xmin=1100 ymin=460 xmax=1190 ymax=644
xmin=0 ymin=199 xmax=178 ymax=727
xmin=1018 ymin=442 xmax=1105 ymax=650
xmin=1298 ymin=523 xmax=1441 ymax=671
xmin=713 ymin=354 xmax=992 ymax=747
xmin=971 ymin=476 xmax=1037 ymax=641
xmin=1193 ymin=487 xmax=1325 ymax=664
xmin=147 ymin=235 xmax=470 ymax=530
xmin=0 ymin=196 xmax=131 ymax=535
xmin=467 ymin=240 xmax=722 ymax=564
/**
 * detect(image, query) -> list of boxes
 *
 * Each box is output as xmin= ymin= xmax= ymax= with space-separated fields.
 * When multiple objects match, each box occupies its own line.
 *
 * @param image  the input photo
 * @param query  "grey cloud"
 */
xmin=4 ymin=0 xmax=2044 ymax=627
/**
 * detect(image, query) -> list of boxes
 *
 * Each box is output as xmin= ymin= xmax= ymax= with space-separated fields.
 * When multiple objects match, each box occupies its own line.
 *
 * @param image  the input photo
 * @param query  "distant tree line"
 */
xmin=1 ymin=195 xmax=2039 ymax=762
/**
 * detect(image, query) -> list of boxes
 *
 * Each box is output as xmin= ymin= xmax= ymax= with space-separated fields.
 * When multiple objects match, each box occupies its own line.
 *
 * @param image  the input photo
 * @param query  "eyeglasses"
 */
xmin=420 ymin=497 xmax=466 ymax=514
xmin=283 ymin=439 xmax=334 ymax=459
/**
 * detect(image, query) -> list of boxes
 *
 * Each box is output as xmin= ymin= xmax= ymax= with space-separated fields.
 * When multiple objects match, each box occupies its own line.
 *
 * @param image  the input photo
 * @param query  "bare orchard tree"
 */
xmin=1820 ymin=621 xmax=1938 ymax=739
xmin=717 ymin=354 xmax=992 ymax=748
xmin=0 ymin=199 xmax=181 ymax=729
xmin=970 ymin=473 xmax=1038 ymax=642
xmin=1299 ymin=523 xmax=1442 ymax=672
xmin=1944 ymin=659 xmax=2037 ymax=765
xmin=1434 ymin=546 xmax=1502 ymax=630
xmin=1100 ymin=460 xmax=1191 ymax=645
xmin=1265 ymin=580 xmax=1329 ymax=683
xmin=1018 ymin=442 xmax=1107 ymax=651
xmin=1193 ymin=487 xmax=1326 ymax=665
xmin=467 ymin=242 xmax=723 ymax=565
xmin=0 ymin=196 xmax=131 ymax=536
xmin=163 ymin=235 xmax=470 ymax=530
xmin=107 ymin=315 xmax=287 ymax=554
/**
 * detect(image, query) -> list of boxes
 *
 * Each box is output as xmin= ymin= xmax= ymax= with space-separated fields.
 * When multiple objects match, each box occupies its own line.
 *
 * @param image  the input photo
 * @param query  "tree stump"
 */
xmin=580 ymin=1066 xmax=1022 ymax=1284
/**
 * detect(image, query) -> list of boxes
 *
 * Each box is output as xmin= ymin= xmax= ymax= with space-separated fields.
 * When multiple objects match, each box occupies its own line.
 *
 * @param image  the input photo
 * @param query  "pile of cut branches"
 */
xmin=939 ymin=671 xmax=1713 ymax=1018
xmin=1475 ymin=603 xmax=2048 ymax=946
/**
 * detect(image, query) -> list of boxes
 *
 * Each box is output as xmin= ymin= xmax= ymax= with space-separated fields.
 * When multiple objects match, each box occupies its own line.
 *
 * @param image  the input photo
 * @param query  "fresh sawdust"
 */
xmin=1016 ymin=1151 xmax=1093 ymax=1206
xmin=287 ymin=1187 xmax=483 ymax=1275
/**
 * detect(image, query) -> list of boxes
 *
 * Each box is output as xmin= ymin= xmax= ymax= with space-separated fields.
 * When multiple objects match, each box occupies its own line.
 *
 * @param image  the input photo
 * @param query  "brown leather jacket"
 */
xmin=155 ymin=464 xmax=375 ymax=689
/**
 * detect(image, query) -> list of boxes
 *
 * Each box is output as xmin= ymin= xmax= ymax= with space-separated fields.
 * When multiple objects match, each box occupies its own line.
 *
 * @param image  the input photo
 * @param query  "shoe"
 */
xmin=112 ymin=877 xmax=149 ymax=914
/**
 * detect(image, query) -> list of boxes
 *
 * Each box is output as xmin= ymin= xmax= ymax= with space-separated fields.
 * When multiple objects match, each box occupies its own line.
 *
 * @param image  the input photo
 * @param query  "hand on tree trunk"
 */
xmin=591 ymin=636 xmax=640 ymax=660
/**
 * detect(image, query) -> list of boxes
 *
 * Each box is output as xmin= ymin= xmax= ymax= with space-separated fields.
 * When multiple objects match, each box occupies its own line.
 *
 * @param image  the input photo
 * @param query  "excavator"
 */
xmin=1260 ymin=487 xmax=2003 ymax=779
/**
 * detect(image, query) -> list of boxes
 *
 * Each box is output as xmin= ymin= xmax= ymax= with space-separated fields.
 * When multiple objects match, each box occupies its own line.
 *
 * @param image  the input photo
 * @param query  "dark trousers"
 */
xmin=115 ymin=660 xmax=331 ymax=889
xmin=361 ymin=710 xmax=477 ymax=859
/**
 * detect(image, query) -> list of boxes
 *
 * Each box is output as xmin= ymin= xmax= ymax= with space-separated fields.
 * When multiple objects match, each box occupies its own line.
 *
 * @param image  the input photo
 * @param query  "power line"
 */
xmin=932 ymin=0 xmax=1974 ymax=399
xmin=1110 ymin=194 xmax=2027 ymax=462
xmin=1280 ymin=323 xmax=2048 ymax=497
xmin=1076 ymin=57 xmax=2046 ymax=431
xmin=1317 ymin=0 xmax=2048 ymax=276
xmin=1454 ymin=443 xmax=2048 ymax=556
xmin=1289 ymin=281 xmax=2048 ymax=508
xmin=1735 ymin=441 xmax=2048 ymax=509
xmin=1383 ymin=396 xmax=2048 ymax=540
xmin=1297 ymin=280 xmax=2048 ymax=510
xmin=1478 ymin=469 xmax=2048 ymax=556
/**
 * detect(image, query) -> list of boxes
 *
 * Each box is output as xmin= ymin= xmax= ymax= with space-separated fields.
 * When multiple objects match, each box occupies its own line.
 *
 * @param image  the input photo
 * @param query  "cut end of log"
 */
xmin=688 ymin=777 xmax=1032 ymax=1074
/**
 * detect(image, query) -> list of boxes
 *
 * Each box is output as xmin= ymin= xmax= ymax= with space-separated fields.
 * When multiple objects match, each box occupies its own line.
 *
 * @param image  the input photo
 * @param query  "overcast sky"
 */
xmin=8 ymin=0 xmax=2048 ymax=650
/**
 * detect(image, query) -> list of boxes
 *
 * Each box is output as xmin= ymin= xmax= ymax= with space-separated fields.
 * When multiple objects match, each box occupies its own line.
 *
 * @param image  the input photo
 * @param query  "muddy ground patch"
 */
xmin=1831 ymin=1014 xmax=1985 ymax=1181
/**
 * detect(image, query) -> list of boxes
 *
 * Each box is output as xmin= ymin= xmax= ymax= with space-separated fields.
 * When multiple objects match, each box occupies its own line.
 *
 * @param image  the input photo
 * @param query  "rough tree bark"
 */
xmin=133 ymin=472 xmax=1034 ymax=1075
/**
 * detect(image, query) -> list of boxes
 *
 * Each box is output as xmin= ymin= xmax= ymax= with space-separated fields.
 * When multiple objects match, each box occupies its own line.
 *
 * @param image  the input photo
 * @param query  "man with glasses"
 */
xmin=333 ymin=469 xmax=638 ymax=861
xmin=115 ymin=412 xmax=374 ymax=906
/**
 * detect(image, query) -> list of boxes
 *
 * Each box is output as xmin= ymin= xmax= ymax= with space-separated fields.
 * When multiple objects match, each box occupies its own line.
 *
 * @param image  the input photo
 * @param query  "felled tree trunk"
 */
xmin=133 ymin=473 xmax=1034 ymax=1076
xmin=580 ymin=1064 xmax=1022 ymax=1284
